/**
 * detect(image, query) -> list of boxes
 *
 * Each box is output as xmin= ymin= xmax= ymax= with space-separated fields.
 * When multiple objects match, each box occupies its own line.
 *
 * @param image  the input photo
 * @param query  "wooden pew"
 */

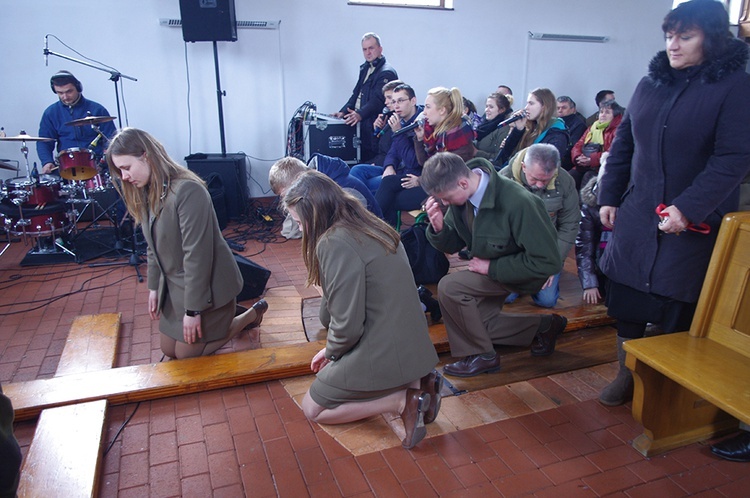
xmin=624 ymin=212 xmax=750 ymax=456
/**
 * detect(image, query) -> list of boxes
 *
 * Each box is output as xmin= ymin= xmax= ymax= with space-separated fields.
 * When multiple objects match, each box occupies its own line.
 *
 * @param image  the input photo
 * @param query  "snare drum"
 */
xmin=58 ymin=147 xmax=97 ymax=180
xmin=5 ymin=175 xmax=61 ymax=206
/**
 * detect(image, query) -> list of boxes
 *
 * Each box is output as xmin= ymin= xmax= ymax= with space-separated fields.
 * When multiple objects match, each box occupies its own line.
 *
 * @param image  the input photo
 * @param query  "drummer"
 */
xmin=37 ymin=70 xmax=116 ymax=175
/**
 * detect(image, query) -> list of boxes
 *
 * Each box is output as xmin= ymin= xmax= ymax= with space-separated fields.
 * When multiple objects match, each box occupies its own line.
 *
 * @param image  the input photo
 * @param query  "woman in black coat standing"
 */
xmin=597 ymin=0 xmax=750 ymax=407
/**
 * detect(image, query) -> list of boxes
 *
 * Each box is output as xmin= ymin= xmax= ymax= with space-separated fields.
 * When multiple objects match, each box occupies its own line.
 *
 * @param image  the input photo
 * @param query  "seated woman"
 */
xmin=462 ymin=96 xmax=482 ymax=130
xmin=285 ymin=170 xmax=441 ymax=449
xmin=375 ymin=87 xmax=476 ymax=227
xmin=494 ymin=88 xmax=569 ymax=168
xmin=569 ymin=99 xmax=624 ymax=189
xmin=474 ymin=92 xmax=514 ymax=160
xmin=107 ymin=128 xmax=268 ymax=359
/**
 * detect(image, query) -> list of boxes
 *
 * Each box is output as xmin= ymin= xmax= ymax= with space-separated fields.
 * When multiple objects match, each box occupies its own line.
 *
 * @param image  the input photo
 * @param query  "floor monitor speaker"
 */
xmin=234 ymin=253 xmax=271 ymax=301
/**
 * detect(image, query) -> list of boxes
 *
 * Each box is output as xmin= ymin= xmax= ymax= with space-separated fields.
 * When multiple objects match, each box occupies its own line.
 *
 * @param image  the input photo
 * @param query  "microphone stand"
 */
xmin=43 ymin=47 xmax=137 ymax=129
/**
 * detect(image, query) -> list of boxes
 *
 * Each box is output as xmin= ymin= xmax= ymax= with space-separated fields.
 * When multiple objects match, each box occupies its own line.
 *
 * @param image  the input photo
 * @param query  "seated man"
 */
xmin=350 ymin=79 xmax=404 ymax=185
xmin=499 ymin=144 xmax=580 ymax=308
xmin=269 ymin=155 xmax=382 ymax=237
xmin=421 ymin=152 xmax=567 ymax=377
xmin=556 ymin=96 xmax=587 ymax=170
xmin=372 ymin=83 xmax=426 ymax=227
xmin=585 ymin=89 xmax=616 ymax=128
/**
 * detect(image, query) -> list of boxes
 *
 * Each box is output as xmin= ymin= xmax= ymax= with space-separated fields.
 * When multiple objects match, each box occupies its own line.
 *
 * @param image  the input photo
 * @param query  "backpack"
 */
xmin=400 ymin=213 xmax=449 ymax=285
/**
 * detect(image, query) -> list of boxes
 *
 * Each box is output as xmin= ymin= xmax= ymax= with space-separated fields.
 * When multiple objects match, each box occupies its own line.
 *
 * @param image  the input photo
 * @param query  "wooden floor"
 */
xmin=2 ymin=216 xmax=743 ymax=497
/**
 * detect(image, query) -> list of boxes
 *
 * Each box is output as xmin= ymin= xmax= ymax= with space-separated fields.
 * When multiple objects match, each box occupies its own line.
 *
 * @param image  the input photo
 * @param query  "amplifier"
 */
xmin=303 ymin=119 xmax=360 ymax=164
xmin=186 ymin=153 xmax=248 ymax=219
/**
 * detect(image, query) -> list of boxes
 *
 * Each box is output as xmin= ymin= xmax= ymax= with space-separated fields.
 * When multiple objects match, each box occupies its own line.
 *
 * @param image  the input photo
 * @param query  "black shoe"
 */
xmin=530 ymin=314 xmax=567 ymax=356
xmin=417 ymin=286 xmax=442 ymax=324
xmin=711 ymin=432 xmax=750 ymax=462
xmin=443 ymin=354 xmax=501 ymax=378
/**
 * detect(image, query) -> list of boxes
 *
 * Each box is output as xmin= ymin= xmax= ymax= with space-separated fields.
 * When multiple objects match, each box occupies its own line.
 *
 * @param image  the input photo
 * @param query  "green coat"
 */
xmin=143 ymin=178 xmax=243 ymax=342
xmin=316 ymin=226 xmax=437 ymax=392
xmin=427 ymin=158 xmax=562 ymax=294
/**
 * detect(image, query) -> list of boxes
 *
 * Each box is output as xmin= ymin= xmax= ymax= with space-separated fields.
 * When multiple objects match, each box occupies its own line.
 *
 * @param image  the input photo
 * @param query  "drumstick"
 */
xmin=48 ymin=166 xmax=59 ymax=171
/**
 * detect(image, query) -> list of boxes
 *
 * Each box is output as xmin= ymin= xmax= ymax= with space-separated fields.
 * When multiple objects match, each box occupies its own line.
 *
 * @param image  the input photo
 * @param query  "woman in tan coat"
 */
xmin=106 ymin=128 xmax=267 ymax=359
xmin=284 ymin=170 xmax=440 ymax=449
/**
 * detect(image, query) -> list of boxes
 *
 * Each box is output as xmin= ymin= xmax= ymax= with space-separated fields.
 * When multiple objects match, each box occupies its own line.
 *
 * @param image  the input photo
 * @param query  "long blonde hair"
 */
xmin=106 ymin=128 xmax=204 ymax=224
xmin=426 ymin=87 xmax=464 ymax=137
xmin=518 ymin=88 xmax=558 ymax=150
xmin=283 ymin=170 xmax=399 ymax=286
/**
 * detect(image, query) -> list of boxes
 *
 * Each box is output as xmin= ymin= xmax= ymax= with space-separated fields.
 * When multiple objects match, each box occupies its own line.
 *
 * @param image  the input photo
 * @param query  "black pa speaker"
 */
xmin=234 ymin=253 xmax=271 ymax=301
xmin=186 ymin=153 xmax=248 ymax=220
xmin=179 ymin=0 xmax=237 ymax=42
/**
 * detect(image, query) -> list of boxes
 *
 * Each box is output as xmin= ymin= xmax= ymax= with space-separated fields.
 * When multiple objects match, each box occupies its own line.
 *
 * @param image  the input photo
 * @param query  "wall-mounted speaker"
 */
xmin=179 ymin=0 xmax=237 ymax=42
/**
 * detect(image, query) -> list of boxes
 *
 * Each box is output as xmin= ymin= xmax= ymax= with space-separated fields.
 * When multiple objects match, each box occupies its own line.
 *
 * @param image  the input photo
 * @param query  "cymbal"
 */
xmin=0 ymin=161 xmax=16 ymax=171
xmin=0 ymin=133 xmax=55 ymax=142
xmin=65 ymin=115 xmax=117 ymax=127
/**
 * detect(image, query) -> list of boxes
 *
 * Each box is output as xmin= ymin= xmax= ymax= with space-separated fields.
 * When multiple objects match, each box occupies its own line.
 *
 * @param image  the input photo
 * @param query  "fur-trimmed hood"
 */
xmin=648 ymin=37 xmax=749 ymax=86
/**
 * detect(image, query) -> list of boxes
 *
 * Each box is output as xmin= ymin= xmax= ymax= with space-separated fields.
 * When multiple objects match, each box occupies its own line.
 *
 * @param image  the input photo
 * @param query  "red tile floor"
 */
xmin=1 ymin=219 xmax=747 ymax=497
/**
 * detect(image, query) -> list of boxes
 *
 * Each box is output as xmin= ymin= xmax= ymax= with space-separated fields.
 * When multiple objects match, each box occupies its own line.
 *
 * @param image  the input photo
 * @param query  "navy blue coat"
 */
xmin=340 ymin=57 xmax=398 ymax=159
xmin=598 ymin=39 xmax=750 ymax=303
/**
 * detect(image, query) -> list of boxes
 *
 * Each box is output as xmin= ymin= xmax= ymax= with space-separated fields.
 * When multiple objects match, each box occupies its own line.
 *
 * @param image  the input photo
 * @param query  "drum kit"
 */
xmin=0 ymin=116 xmax=124 ymax=262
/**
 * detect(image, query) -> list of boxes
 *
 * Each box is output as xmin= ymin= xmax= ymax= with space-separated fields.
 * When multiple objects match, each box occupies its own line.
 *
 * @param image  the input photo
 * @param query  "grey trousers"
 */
xmin=437 ymin=269 xmax=546 ymax=357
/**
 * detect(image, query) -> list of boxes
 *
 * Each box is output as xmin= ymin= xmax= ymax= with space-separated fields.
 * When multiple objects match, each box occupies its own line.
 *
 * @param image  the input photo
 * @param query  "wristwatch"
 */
xmin=185 ymin=309 xmax=201 ymax=317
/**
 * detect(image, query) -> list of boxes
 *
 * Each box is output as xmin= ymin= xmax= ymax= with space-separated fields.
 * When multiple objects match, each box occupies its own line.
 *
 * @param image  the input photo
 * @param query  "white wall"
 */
xmin=0 ymin=0 xmax=672 ymax=197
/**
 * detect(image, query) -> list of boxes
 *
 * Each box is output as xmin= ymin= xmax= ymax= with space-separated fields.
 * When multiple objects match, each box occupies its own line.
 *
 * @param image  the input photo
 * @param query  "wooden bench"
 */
xmin=17 ymin=313 xmax=121 ymax=498
xmin=624 ymin=212 xmax=750 ymax=456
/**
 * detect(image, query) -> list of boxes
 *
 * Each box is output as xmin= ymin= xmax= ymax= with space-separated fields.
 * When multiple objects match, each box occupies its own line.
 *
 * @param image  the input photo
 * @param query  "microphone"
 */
xmin=44 ymin=35 xmax=48 ymax=66
xmin=373 ymin=107 xmax=395 ymax=137
xmin=392 ymin=117 xmax=425 ymax=137
xmin=497 ymin=111 xmax=528 ymax=128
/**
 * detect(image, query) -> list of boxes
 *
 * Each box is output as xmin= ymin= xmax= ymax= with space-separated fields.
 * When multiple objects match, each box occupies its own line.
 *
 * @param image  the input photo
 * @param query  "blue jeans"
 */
xmin=349 ymin=164 xmax=384 ymax=195
xmin=505 ymin=273 xmax=561 ymax=308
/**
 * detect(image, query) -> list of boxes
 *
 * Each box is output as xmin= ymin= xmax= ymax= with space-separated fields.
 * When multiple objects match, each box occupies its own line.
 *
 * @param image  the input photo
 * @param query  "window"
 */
xmin=348 ymin=0 xmax=453 ymax=9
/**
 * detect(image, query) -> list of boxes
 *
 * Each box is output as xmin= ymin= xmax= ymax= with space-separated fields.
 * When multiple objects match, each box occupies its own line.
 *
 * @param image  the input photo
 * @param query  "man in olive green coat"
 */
xmin=422 ymin=153 xmax=568 ymax=378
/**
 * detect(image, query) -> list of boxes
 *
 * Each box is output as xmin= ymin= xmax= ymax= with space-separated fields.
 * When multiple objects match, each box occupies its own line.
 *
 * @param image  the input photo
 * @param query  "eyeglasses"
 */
xmin=391 ymin=98 xmax=410 ymax=105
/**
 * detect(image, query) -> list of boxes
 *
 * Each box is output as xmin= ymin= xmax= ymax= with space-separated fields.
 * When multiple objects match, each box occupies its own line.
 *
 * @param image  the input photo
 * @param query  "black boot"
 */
xmin=599 ymin=336 xmax=634 ymax=406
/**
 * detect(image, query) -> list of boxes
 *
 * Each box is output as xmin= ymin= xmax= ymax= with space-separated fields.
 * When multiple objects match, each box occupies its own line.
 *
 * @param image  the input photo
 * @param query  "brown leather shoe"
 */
xmin=401 ymin=388 xmax=430 ymax=449
xmin=246 ymin=299 xmax=268 ymax=329
xmin=443 ymin=354 xmax=500 ymax=378
xmin=530 ymin=314 xmax=567 ymax=356
xmin=420 ymin=370 xmax=443 ymax=424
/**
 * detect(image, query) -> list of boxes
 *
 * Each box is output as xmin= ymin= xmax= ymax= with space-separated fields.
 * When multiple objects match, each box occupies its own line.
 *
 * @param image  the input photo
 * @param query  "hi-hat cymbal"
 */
xmin=0 ymin=133 xmax=55 ymax=142
xmin=0 ymin=161 xmax=17 ymax=171
xmin=65 ymin=115 xmax=117 ymax=127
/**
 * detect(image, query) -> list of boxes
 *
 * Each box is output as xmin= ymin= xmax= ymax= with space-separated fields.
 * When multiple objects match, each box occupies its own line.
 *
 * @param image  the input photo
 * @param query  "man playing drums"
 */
xmin=37 ymin=70 xmax=116 ymax=176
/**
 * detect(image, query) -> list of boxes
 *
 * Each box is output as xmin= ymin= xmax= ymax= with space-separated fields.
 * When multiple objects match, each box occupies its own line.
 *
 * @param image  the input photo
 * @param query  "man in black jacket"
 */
xmin=334 ymin=33 xmax=398 ymax=163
